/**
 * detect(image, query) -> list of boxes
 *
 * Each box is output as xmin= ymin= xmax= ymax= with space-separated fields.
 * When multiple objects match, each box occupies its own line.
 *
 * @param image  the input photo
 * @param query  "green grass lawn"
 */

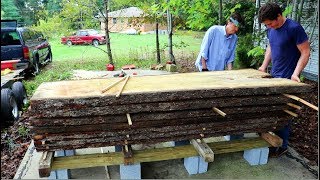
xmin=52 ymin=32 xmax=202 ymax=63
xmin=23 ymin=31 xmax=203 ymax=96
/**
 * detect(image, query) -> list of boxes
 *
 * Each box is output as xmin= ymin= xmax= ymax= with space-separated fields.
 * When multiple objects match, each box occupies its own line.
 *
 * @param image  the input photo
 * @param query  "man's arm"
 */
xmin=201 ymin=57 xmax=208 ymax=70
xmin=258 ymin=45 xmax=271 ymax=72
xmin=227 ymin=63 xmax=233 ymax=70
xmin=291 ymin=41 xmax=310 ymax=82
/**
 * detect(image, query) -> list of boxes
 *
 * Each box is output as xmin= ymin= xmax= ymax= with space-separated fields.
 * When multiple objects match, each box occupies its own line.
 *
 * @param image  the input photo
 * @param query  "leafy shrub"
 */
xmin=247 ymin=46 xmax=265 ymax=68
xmin=234 ymin=33 xmax=254 ymax=69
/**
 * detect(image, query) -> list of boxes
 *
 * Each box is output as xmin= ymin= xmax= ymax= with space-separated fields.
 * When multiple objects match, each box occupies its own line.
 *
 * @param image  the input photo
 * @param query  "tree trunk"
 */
xmin=297 ymin=0 xmax=305 ymax=23
xmin=104 ymin=0 xmax=114 ymax=65
xmin=167 ymin=0 xmax=175 ymax=64
xmin=219 ymin=0 xmax=223 ymax=25
xmin=256 ymin=0 xmax=261 ymax=44
xmin=292 ymin=0 xmax=298 ymax=21
xmin=156 ymin=21 xmax=161 ymax=64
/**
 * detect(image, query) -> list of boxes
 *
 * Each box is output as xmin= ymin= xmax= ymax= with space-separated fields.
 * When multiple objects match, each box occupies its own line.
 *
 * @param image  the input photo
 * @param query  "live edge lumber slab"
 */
xmin=29 ymin=69 xmax=312 ymax=110
xmin=50 ymin=137 xmax=270 ymax=171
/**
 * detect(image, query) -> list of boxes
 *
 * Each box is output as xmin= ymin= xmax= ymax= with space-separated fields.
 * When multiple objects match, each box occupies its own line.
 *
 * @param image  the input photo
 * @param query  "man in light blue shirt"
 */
xmin=195 ymin=13 xmax=244 ymax=71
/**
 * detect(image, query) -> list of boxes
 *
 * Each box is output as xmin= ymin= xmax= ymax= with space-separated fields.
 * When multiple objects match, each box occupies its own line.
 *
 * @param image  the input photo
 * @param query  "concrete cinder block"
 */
xmin=56 ymin=170 xmax=69 ymax=179
xmin=115 ymin=145 xmax=122 ymax=152
xmin=120 ymin=163 xmax=141 ymax=179
xmin=224 ymin=135 xmax=231 ymax=141
xmin=243 ymin=147 xmax=269 ymax=166
xmin=48 ymin=150 xmax=71 ymax=179
xmin=48 ymin=171 xmax=57 ymax=179
xmin=174 ymin=140 xmax=190 ymax=146
xmin=259 ymin=147 xmax=269 ymax=165
xmin=243 ymin=148 xmax=261 ymax=166
xmin=166 ymin=64 xmax=177 ymax=72
xmin=198 ymin=157 xmax=208 ymax=174
xmin=184 ymin=156 xmax=199 ymax=175
xmin=230 ymin=134 xmax=244 ymax=140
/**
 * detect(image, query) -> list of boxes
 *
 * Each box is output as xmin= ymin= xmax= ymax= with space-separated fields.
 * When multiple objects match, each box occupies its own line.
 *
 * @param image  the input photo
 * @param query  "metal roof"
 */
xmin=108 ymin=7 xmax=144 ymax=18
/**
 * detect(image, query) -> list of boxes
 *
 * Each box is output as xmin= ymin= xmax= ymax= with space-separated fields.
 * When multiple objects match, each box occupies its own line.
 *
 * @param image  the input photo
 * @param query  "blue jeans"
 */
xmin=275 ymin=121 xmax=291 ymax=149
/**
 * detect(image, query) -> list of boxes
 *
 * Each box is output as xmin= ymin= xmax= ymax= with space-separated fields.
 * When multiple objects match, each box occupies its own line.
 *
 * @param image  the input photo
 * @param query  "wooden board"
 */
xmin=30 ymin=69 xmax=311 ymax=101
xmin=49 ymin=137 xmax=270 ymax=171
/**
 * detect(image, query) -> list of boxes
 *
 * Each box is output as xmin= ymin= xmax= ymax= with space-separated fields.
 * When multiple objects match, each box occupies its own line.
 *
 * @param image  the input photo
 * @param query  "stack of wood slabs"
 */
xmin=28 ymin=69 xmax=312 ymax=151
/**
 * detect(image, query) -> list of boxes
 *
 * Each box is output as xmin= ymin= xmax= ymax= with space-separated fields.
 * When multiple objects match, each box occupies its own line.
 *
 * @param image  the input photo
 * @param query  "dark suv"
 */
xmin=1 ymin=20 xmax=52 ymax=75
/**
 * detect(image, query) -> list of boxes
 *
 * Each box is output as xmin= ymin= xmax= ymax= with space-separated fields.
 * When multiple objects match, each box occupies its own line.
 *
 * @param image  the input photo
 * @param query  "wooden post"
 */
xmin=190 ymin=139 xmax=214 ymax=162
xmin=261 ymin=132 xmax=283 ymax=147
xmin=39 ymin=151 xmax=54 ymax=177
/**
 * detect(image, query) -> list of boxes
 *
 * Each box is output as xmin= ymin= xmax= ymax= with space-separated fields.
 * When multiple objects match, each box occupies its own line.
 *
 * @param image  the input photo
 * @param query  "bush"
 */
xmin=234 ymin=33 xmax=254 ymax=69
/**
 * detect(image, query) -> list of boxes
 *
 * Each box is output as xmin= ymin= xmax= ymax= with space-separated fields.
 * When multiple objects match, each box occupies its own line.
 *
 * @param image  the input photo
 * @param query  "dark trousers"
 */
xmin=275 ymin=121 xmax=291 ymax=149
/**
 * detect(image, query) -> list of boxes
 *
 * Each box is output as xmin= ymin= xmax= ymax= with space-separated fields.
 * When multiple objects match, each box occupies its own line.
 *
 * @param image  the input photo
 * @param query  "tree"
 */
xmin=166 ymin=0 xmax=175 ymax=64
xmin=1 ymin=0 xmax=21 ymax=21
xmin=103 ymin=0 xmax=114 ymax=65
xmin=153 ymin=2 xmax=161 ymax=64
xmin=218 ymin=0 xmax=223 ymax=25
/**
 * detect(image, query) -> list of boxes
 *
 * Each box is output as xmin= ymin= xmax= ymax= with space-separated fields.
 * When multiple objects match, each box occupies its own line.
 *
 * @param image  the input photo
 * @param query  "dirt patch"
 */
xmin=1 ymin=116 xmax=31 ymax=179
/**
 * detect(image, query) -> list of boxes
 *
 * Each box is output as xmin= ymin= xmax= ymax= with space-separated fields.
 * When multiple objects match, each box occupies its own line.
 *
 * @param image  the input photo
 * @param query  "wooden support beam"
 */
xmin=283 ymin=94 xmax=318 ymax=111
xmin=101 ymin=77 xmax=126 ymax=93
xmin=190 ymin=139 xmax=214 ymax=162
xmin=116 ymin=76 xmax=130 ymax=97
xmin=283 ymin=109 xmax=298 ymax=117
xmin=50 ymin=137 xmax=270 ymax=172
xmin=39 ymin=151 xmax=54 ymax=177
xmin=287 ymin=103 xmax=302 ymax=110
xmin=261 ymin=132 xmax=283 ymax=147
xmin=212 ymin=107 xmax=226 ymax=117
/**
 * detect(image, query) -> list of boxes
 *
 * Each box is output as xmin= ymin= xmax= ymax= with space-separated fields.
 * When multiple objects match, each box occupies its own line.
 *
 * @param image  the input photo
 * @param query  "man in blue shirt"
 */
xmin=195 ymin=13 xmax=244 ymax=72
xmin=258 ymin=2 xmax=310 ymax=157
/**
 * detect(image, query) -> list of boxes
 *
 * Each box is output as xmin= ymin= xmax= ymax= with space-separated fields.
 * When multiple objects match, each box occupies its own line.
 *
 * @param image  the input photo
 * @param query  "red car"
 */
xmin=61 ymin=29 xmax=106 ymax=46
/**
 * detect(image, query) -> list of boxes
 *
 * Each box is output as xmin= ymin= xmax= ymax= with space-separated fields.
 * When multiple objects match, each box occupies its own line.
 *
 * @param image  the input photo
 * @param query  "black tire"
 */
xmin=67 ymin=40 xmax=72 ymax=46
xmin=1 ymin=88 xmax=19 ymax=122
xmin=11 ymin=81 xmax=27 ymax=110
xmin=92 ymin=39 xmax=99 ymax=47
xmin=33 ymin=56 xmax=41 ymax=75
xmin=47 ymin=49 xmax=52 ymax=63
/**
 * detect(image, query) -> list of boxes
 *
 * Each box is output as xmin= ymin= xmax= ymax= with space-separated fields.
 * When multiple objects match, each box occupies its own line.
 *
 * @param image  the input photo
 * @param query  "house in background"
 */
xmin=99 ymin=7 xmax=167 ymax=34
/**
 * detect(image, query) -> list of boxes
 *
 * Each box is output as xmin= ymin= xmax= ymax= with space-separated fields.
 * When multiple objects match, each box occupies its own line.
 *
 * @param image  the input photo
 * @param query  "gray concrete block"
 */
xmin=259 ymin=147 xmax=269 ymax=165
xmin=243 ymin=148 xmax=261 ymax=165
xmin=120 ymin=163 xmax=141 ymax=179
xmin=224 ymin=135 xmax=231 ymax=141
xmin=115 ymin=145 xmax=122 ymax=152
xmin=48 ymin=171 xmax=57 ymax=179
xmin=56 ymin=170 xmax=69 ymax=179
xmin=49 ymin=150 xmax=72 ymax=179
xmin=174 ymin=140 xmax=190 ymax=146
xmin=184 ymin=156 xmax=199 ymax=175
xmin=198 ymin=157 xmax=208 ymax=174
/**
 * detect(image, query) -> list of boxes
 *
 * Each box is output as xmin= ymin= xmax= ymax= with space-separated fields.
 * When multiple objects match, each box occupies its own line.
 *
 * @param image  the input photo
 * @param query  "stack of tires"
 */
xmin=1 ymin=81 xmax=27 ymax=124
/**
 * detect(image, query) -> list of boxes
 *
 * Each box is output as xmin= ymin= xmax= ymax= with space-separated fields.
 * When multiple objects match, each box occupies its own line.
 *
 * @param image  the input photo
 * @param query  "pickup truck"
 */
xmin=1 ymin=20 xmax=52 ymax=75
xmin=61 ymin=29 xmax=106 ymax=47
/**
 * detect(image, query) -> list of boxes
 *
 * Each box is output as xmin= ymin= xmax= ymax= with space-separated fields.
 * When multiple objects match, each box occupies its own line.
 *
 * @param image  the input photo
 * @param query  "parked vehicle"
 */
xmin=1 ymin=20 xmax=52 ymax=75
xmin=61 ymin=29 xmax=106 ymax=47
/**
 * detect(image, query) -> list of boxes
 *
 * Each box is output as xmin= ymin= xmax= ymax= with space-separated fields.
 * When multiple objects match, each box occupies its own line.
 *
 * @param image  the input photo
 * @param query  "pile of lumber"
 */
xmin=27 ymin=69 xmax=312 ymax=151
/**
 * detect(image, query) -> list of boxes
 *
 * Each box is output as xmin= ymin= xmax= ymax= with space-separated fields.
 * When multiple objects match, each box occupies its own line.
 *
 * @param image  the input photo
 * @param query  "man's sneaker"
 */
xmin=269 ymin=147 xmax=288 ymax=158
